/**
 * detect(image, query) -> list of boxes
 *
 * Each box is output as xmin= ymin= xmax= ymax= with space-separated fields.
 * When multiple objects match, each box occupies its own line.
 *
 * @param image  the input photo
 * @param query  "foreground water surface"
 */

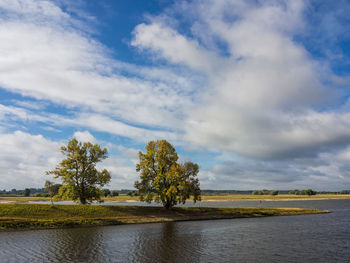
xmin=1 ymin=199 xmax=349 ymax=262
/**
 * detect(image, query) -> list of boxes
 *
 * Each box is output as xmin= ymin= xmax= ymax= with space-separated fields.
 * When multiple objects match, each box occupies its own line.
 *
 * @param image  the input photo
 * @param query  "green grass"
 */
xmin=0 ymin=196 xmax=51 ymax=202
xmin=0 ymin=204 xmax=328 ymax=230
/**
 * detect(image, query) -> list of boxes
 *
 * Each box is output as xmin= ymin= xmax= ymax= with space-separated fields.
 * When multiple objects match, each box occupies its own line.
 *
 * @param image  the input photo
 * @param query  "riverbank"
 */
xmin=0 ymin=204 xmax=328 ymax=230
xmin=1 ymin=194 xmax=349 ymax=204
xmin=200 ymin=194 xmax=350 ymax=201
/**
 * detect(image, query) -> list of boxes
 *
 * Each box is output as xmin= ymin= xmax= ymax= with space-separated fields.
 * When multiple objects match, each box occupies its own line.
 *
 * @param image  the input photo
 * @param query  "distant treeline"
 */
xmin=202 ymin=189 xmax=349 ymax=195
xmin=288 ymin=189 xmax=316 ymax=195
xmin=201 ymin=190 xmax=253 ymax=195
xmin=1 ymin=188 xmax=350 ymax=197
xmin=0 ymin=188 xmax=135 ymax=197
xmin=0 ymin=188 xmax=48 ymax=196
xmin=252 ymin=189 xmax=279 ymax=195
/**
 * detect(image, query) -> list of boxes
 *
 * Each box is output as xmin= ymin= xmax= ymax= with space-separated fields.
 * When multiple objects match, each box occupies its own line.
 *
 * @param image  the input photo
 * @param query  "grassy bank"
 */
xmin=1 ymin=194 xmax=350 ymax=204
xmin=0 ymin=204 xmax=328 ymax=230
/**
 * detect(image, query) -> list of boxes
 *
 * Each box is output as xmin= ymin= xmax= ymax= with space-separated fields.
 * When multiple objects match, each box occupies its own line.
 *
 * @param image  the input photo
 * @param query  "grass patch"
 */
xmin=0 ymin=204 xmax=329 ymax=230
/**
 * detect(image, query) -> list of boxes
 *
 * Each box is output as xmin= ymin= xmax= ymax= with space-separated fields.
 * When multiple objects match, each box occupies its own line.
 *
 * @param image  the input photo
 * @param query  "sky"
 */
xmin=0 ymin=0 xmax=350 ymax=191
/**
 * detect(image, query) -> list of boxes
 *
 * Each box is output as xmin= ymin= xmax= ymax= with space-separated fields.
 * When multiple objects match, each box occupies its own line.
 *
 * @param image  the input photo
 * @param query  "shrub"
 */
xmin=110 ymin=190 xmax=119 ymax=197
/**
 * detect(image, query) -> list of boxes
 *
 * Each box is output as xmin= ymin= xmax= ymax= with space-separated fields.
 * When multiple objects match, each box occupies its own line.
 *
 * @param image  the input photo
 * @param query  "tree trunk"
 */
xmin=80 ymin=197 xmax=87 ymax=204
xmin=164 ymin=200 xmax=172 ymax=209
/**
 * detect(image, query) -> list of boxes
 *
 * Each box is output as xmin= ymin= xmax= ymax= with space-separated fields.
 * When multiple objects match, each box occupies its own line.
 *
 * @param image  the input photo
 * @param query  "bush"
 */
xmin=32 ymin=192 xmax=49 ymax=197
xmin=289 ymin=189 xmax=316 ymax=195
xmin=126 ymin=190 xmax=138 ymax=197
xmin=23 ymin=188 xmax=30 ymax=197
xmin=110 ymin=190 xmax=119 ymax=197
xmin=101 ymin=189 xmax=111 ymax=197
xmin=252 ymin=190 xmax=278 ymax=195
xmin=289 ymin=189 xmax=299 ymax=195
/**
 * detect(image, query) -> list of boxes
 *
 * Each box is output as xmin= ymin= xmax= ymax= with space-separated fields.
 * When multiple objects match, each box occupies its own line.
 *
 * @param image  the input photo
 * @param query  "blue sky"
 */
xmin=1 ymin=0 xmax=350 ymax=191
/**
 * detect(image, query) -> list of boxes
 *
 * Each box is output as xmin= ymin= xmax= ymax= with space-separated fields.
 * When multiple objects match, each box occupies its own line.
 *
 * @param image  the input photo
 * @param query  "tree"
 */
xmin=101 ymin=188 xmax=111 ymax=197
xmin=134 ymin=140 xmax=201 ymax=209
xmin=110 ymin=190 xmax=119 ymax=197
xmin=289 ymin=189 xmax=299 ymax=195
xmin=46 ymin=138 xmax=111 ymax=204
xmin=304 ymin=189 xmax=316 ymax=196
xmin=44 ymin=180 xmax=61 ymax=205
xmin=23 ymin=188 xmax=30 ymax=197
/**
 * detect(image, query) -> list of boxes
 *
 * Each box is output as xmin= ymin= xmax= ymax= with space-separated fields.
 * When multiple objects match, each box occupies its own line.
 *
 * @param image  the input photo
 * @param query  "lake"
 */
xmin=1 ymin=199 xmax=349 ymax=262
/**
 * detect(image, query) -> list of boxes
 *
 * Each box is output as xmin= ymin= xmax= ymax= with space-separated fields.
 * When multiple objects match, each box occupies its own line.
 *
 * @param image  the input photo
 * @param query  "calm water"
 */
xmin=1 ymin=199 xmax=350 ymax=262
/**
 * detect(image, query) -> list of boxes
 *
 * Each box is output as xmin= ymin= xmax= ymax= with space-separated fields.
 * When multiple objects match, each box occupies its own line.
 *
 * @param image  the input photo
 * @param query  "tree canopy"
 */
xmin=23 ymin=188 xmax=30 ymax=197
xmin=46 ymin=138 xmax=111 ymax=204
xmin=134 ymin=140 xmax=201 ymax=209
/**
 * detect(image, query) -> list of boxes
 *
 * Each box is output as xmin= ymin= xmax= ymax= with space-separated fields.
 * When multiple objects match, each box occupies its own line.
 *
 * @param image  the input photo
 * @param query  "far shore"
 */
xmin=1 ymin=194 xmax=349 ymax=204
xmin=0 ymin=204 xmax=329 ymax=231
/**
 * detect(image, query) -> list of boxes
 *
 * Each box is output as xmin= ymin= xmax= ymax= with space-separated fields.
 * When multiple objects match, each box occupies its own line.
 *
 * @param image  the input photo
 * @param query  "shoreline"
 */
xmin=202 ymin=197 xmax=350 ymax=202
xmin=1 ymin=194 xmax=350 ymax=204
xmin=0 ymin=198 xmax=347 ymax=204
xmin=0 ymin=204 xmax=329 ymax=231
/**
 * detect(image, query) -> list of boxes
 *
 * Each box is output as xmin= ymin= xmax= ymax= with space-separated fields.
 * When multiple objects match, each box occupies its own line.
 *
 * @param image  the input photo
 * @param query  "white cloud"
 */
xmin=0 ymin=130 xmax=61 ymax=189
xmin=1 ymin=0 xmax=350 ymax=190
xmin=130 ymin=0 xmax=350 ymax=160
xmin=0 ymin=104 xmax=178 ymax=143
xmin=0 ymin=130 xmax=140 ymax=190
xmin=73 ymin=130 xmax=96 ymax=143
xmin=132 ymin=23 xmax=224 ymax=73
xmin=0 ymin=0 xmax=194 ymax=132
xmin=199 ymin=153 xmax=350 ymax=191
xmin=102 ymin=155 xmax=138 ymax=189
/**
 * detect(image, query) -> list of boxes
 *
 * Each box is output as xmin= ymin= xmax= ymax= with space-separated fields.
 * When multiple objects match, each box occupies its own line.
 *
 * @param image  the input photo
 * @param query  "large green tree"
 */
xmin=47 ymin=139 xmax=111 ymax=204
xmin=134 ymin=140 xmax=201 ymax=209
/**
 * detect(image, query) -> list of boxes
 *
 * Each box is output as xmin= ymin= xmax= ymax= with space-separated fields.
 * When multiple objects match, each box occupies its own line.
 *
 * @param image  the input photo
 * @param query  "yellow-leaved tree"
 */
xmin=134 ymin=140 xmax=201 ymax=209
xmin=46 ymin=138 xmax=111 ymax=204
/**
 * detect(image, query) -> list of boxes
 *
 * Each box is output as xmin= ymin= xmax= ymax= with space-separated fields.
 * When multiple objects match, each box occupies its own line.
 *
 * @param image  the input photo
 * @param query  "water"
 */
xmin=1 ymin=199 xmax=349 ymax=262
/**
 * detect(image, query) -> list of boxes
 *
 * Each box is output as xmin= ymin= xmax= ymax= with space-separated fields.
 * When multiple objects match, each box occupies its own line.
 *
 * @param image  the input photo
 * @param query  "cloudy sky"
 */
xmin=1 ymin=0 xmax=350 ymax=191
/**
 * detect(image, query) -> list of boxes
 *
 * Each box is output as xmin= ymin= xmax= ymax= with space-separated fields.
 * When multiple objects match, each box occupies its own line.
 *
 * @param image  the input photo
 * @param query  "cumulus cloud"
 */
xmin=132 ymin=23 xmax=224 ymax=73
xmin=73 ymin=130 xmax=96 ymax=143
xmin=199 ymin=153 xmax=350 ymax=191
xmin=1 ymin=0 xmax=350 ymax=190
xmin=0 ymin=0 xmax=195 ymax=132
xmin=101 ymin=147 xmax=140 ymax=189
xmin=0 ymin=130 xmax=61 ymax=189
xmin=131 ymin=0 xmax=350 ymax=160
xmin=0 ymin=104 xmax=177 ymax=142
xmin=0 ymin=130 xmax=139 ymax=189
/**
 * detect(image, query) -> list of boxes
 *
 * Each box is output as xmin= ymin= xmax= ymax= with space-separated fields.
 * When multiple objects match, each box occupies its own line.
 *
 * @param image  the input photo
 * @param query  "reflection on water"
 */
xmin=47 ymin=227 xmax=103 ymax=262
xmin=129 ymin=222 xmax=203 ymax=263
xmin=0 ymin=199 xmax=350 ymax=262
